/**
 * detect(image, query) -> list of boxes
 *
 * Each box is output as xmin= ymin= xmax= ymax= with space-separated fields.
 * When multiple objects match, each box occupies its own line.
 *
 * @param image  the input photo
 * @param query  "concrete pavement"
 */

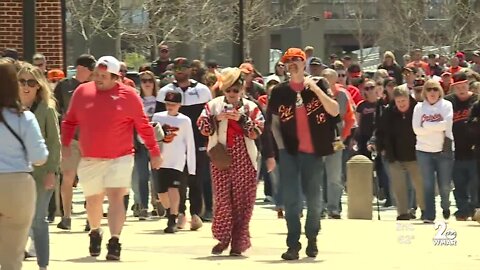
xmin=22 ymin=187 xmax=480 ymax=270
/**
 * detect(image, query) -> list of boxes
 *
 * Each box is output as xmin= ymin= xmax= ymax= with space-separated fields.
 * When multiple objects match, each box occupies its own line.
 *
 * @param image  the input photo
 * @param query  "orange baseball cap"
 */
xmin=281 ymin=48 xmax=306 ymax=63
xmin=47 ymin=69 xmax=65 ymax=81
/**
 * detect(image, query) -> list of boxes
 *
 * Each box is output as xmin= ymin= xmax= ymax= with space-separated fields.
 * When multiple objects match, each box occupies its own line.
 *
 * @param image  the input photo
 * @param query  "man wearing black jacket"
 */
xmin=376 ymin=87 xmax=425 ymax=220
xmin=265 ymin=48 xmax=339 ymax=260
xmin=446 ymin=71 xmax=478 ymax=220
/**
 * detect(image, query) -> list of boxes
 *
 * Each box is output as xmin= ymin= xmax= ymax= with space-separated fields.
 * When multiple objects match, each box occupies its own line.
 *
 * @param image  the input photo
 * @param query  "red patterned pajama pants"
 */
xmin=211 ymin=135 xmax=257 ymax=252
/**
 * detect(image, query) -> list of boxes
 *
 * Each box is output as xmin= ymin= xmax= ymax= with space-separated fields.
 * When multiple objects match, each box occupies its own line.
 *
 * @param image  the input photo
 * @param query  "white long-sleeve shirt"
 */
xmin=412 ymin=99 xmax=453 ymax=153
xmin=151 ymin=111 xmax=196 ymax=175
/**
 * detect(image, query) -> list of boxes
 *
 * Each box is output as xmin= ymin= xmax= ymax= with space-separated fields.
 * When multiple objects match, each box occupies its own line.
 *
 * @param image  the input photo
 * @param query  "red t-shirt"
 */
xmin=61 ymin=82 xmax=160 ymax=158
xmin=346 ymin=85 xmax=363 ymax=105
xmin=290 ymin=81 xmax=314 ymax=154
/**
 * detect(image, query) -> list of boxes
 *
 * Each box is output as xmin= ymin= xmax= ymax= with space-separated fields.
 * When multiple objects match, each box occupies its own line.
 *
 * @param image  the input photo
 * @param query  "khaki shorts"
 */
xmin=61 ymin=140 xmax=82 ymax=172
xmin=77 ymin=155 xmax=134 ymax=197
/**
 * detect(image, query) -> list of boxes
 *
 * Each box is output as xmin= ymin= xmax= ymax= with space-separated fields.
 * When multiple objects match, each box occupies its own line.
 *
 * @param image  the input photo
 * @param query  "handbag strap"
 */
xmin=3 ymin=117 xmax=27 ymax=156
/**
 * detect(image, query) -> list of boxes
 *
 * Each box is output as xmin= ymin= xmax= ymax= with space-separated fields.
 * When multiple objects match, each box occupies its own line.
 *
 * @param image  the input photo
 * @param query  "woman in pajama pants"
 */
xmin=197 ymin=67 xmax=266 ymax=256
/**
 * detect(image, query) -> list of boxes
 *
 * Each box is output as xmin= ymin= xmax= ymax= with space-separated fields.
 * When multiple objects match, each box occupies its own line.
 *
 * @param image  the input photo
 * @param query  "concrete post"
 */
xmin=347 ymin=155 xmax=373 ymax=220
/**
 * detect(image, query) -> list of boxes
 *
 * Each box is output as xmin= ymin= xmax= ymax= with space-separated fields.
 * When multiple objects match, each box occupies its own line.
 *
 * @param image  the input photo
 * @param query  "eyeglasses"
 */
xmin=364 ymin=86 xmax=375 ymax=91
xmin=225 ymin=88 xmax=240 ymax=94
xmin=18 ymin=79 xmax=38 ymax=87
xmin=426 ymin=87 xmax=440 ymax=92
xmin=141 ymin=78 xmax=155 ymax=84
xmin=284 ymin=57 xmax=303 ymax=64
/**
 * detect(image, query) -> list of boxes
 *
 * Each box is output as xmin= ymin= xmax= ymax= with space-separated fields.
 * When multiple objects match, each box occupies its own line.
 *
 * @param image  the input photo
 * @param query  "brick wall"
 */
xmin=0 ymin=0 xmax=65 ymax=70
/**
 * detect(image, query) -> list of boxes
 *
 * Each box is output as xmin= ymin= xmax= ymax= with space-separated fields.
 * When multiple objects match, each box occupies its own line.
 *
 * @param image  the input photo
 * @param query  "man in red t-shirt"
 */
xmin=61 ymin=56 xmax=162 ymax=261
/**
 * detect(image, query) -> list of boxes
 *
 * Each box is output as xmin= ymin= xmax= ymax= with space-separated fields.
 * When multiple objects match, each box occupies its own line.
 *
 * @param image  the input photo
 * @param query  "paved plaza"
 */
xmin=23 ymin=187 xmax=480 ymax=270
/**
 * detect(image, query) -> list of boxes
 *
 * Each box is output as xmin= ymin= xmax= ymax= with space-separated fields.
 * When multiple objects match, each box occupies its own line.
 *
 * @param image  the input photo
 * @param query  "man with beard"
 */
xmin=152 ymin=44 xmax=173 ymax=77
xmin=265 ymin=48 xmax=339 ymax=260
xmin=155 ymin=57 xmax=212 ymax=230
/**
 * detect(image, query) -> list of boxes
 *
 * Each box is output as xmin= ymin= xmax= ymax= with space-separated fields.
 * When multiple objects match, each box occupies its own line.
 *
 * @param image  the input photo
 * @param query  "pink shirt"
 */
xmin=62 ymin=82 xmax=160 ymax=159
xmin=290 ymin=81 xmax=314 ymax=154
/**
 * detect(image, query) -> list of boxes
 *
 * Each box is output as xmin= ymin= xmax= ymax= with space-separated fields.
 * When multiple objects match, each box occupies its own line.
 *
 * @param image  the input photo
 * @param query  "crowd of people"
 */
xmin=1 ymin=43 xmax=480 ymax=270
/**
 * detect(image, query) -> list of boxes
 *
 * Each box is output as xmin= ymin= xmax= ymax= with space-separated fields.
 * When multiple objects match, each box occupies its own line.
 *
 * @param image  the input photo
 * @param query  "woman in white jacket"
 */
xmin=197 ymin=67 xmax=266 ymax=256
xmin=412 ymin=79 xmax=454 ymax=223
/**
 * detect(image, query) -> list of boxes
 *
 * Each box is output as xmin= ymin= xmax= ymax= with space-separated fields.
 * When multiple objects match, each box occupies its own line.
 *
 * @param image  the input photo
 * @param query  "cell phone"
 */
xmin=224 ymin=104 xmax=234 ymax=112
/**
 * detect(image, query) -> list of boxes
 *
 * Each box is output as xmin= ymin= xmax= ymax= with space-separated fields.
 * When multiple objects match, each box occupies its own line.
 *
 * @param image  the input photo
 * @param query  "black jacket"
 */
xmin=378 ymin=63 xmax=403 ymax=85
xmin=377 ymin=97 xmax=417 ymax=162
xmin=265 ymin=79 xmax=338 ymax=157
xmin=467 ymin=100 xmax=480 ymax=158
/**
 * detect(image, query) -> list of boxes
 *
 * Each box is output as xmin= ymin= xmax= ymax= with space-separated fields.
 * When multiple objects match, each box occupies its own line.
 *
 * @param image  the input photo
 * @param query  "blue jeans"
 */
xmin=134 ymin=143 xmax=151 ymax=208
xmin=31 ymin=175 xmax=54 ymax=268
xmin=452 ymin=159 xmax=479 ymax=217
xmin=279 ymin=150 xmax=324 ymax=248
xmin=269 ymin=163 xmax=283 ymax=209
xmin=416 ymin=151 xmax=453 ymax=221
xmin=324 ymin=151 xmax=343 ymax=213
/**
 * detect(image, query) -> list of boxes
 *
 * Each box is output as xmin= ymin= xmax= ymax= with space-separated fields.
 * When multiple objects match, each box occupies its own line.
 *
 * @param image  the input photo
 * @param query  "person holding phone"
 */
xmin=197 ymin=67 xmax=267 ymax=256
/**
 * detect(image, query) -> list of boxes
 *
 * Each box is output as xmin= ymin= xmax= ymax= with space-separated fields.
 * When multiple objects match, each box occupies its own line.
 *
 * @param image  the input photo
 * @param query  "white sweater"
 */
xmin=412 ymin=99 xmax=454 ymax=153
xmin=151 ymin=112 xmax=196 ymax=175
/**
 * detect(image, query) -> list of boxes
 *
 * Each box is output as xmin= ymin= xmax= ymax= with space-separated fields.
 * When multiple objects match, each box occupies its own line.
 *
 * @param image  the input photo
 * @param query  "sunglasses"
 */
xmin=18 ymin=79 xmax=38 ymax=87
xmin=277 ymin=64 xmax=285 ymax=67
xmin=337 ymin=74 xmax=346 ymax=78
xmin=174 ymin=66 xmax=188 ymax=72
xmin=364 ymin=86 xmax=375 ymax=91
xmin=141 ymin=78 xmax=155 ymax=84
xmin=426 ymin=87 xmax=440 ymax=92
xmin=225 ymin=88 xmax=240 ymax=94
xmin=160 ymin=49 xmax=169 ymax=53
xmin=120 ymin=69 xmax=128 ymax=74
xmin=284 ymin=57 xmax=303 ymax=63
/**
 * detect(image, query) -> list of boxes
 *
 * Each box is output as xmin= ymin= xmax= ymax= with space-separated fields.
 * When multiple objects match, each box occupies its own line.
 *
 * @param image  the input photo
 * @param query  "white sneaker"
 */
xmin=27 ymin=239 xmax=36 ymax=257
xmin=177 ymin=214 xmax=187 ymax=229
xmin=190 ymin=214 xmax=203 ymax=231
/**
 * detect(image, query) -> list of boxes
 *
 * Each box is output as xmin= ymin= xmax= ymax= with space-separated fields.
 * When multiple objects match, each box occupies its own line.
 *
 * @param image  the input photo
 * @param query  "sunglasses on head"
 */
xmin=365 ymin=85 xmax=375 ymax=91
xmin=225 ymin=88 xmax=240 ymax=94
xmin=141 ymin=78 xmax=154 ymax=84
xmin=284 ymin=57 xmax=303 ymax=63
xmin=19 ymin=79 xmax=38 ymax=87
xmin=426 ymin=87 xmax=440 ymax=92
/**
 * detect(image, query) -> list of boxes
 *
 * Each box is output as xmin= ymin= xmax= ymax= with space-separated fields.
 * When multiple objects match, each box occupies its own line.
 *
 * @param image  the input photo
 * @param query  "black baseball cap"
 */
xmin=164 ymin=91 xmax=182 ymax=103
xmin=173 ymin=57 xmax=191 ymax=68
xmin=2 ymin=48 xmax=18 ymax=60
xmin=76 ymin=54 xmax=96 ymax=70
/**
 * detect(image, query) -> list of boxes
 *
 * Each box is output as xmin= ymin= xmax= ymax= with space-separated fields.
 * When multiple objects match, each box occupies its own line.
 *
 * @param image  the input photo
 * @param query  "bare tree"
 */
xmin=378 ymin=0 xmax=480 ymax=54
xmin=238 ymin=0 xmax=307 ymax=58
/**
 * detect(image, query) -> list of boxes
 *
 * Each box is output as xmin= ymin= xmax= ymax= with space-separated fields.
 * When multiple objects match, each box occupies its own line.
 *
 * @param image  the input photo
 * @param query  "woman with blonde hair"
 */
xmin=18 ymin=63 xmax=61 ymax=270
xmin=412 ymin=79 xmax=453 ymax=223
xmin=197 ymin=67 xmax=266 ymax=256
xmin=0 ymin=62 xmax=48 ymax=270
xmin=378 ymin=51 xmax=403 ymax=85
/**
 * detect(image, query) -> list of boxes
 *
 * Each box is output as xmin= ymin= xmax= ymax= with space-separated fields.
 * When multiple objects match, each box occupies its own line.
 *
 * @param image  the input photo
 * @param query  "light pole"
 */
xmin=238 ymin=0 xmax=244 ymax=64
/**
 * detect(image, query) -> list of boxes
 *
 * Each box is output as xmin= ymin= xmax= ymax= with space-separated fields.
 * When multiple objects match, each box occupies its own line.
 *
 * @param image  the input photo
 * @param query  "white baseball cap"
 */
xmin=95 ymin=56 xmax=121 ymax=76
